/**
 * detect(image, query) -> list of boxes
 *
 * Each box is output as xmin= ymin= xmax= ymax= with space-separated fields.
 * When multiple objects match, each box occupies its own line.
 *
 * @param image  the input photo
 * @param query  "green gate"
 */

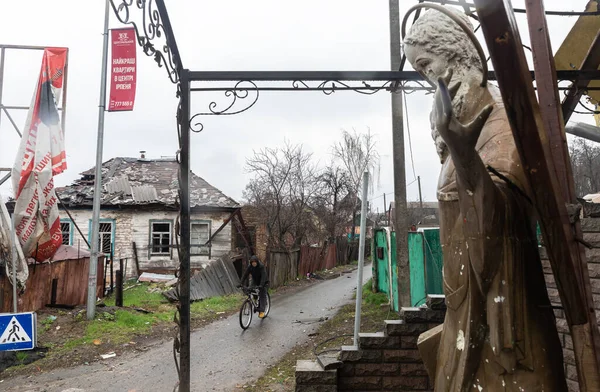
xmin=373 ymin=228 xmax=443 ymax=311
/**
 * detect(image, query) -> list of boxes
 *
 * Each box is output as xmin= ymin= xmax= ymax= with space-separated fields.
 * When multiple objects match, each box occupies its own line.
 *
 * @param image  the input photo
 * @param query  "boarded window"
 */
xmin=151 ymin=222 xmax=171 ymax=255
xmin=191 ymin=222 xmax=210 ymax=255
xmin=60 ymin=221 xmax=72 ymax=245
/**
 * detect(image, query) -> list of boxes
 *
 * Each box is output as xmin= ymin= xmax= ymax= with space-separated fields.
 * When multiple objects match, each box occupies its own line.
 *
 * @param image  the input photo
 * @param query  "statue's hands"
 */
xmin=433 ymin=69 xmax=493 ymax=161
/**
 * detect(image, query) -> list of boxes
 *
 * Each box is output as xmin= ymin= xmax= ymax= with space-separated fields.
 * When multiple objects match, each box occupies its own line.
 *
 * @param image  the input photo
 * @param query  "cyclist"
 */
xmin=239 ymin=255 xmax=268 ymax=318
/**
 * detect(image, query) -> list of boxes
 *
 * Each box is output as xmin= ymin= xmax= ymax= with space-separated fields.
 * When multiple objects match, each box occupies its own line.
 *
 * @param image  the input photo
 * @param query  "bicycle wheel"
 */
xmin=239 ymin=299 xmax=253 ymax=330
xmin=263 ymin=292 xmax=271 ymax=317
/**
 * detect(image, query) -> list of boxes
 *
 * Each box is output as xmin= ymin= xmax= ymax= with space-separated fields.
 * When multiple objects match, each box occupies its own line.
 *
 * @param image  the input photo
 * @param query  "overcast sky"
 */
xmin=0 ymin=0 xmax=596 ymax=210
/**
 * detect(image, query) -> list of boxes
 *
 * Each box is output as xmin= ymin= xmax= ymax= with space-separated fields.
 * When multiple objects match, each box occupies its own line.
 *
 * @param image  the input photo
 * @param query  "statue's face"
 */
xmin=404 ymin=44 xmax=451 ymax=85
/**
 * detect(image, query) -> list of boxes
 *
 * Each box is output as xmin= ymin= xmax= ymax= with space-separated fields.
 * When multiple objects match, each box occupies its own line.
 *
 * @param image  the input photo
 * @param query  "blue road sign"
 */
xmin=0 ymin=312 xmax=36 ymax=351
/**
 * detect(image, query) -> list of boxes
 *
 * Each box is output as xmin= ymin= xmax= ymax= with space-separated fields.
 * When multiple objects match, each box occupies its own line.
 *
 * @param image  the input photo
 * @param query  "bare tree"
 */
xmin=569 ymin=137 xmax=600 ymax=197
xmin=243 ymin=142 xmax=321 ymax=250
xmin=313 ymin=163 xmax=353 ymax=241
xmin=331 ymin=128 xmax=380 ymax=239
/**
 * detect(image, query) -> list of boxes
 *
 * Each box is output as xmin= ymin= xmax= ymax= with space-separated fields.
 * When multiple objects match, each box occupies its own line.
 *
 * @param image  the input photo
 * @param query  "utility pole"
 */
xmin=383 ymin=193 xmax=387 ymax=225
xmin=88 ymin=0 xmax=110 ymax=320
xmin=389 ymin=0 xmax=411 ymax=307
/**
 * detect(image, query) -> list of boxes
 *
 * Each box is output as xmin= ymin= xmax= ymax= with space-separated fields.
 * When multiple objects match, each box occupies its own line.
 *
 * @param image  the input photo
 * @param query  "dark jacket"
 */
xmin=241 ymin=260 xmax=268 ymax=287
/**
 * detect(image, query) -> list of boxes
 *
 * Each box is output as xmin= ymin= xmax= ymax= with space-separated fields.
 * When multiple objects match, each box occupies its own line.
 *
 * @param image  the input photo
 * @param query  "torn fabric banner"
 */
xmin=12 ymin=47 xmax=68 ymax=263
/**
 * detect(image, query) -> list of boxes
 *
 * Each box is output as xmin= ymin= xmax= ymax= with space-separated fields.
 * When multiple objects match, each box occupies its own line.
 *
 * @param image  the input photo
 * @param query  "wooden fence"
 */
xmin=0 ymin=257 xmax=104 ymax=313
xmin=267 ymin=238 xmax=367 ymax=288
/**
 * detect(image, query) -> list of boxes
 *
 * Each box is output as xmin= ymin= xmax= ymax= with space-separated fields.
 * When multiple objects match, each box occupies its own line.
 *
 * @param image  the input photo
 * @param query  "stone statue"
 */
xmin=404 ymin=9 xmax=568 ymax=391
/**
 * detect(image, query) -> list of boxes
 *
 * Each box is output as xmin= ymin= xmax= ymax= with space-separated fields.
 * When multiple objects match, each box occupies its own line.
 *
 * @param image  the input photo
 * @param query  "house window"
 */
xmin=99 ymin=222 xmax=114 ymax=255
xmin=151 ymin=221 xmax=172 ymax=255
xmin=191 ymin=221 xmax=210 ymax=255
xmin=60 ymin=220 xmax=72 ymax=245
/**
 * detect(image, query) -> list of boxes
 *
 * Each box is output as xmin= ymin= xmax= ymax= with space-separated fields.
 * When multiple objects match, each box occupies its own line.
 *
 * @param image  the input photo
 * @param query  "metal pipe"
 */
xmin=88 ymin=0 xmax=110 ymax=321
xmin=11 ymin=213 xmax=17 ymax=313
xmin=186 ymin=70 xmax=600 ymax=83
xmin=178 ymin=69 xmax=192 ymax=392
xmin=61 ymin=49 xmax=69 ymax=133
xmin=353 ymin=171 xmax=369 ymax=346
xmin=0 ymin=48 xmax=5 ymax=130
xmin=0 ymin=44 xmax=48 ymax=50
xmin=1 ymin=105 xmax=63 ymax=110
xmin=0 ymin=172 xmax=10 ymax=186
xmin=566 ymin=122 xmax=600 ymax=143
xmin=418 ymin=0 xmax=600 ymax=16
xmin=1 ymin=106 xmax=23 ymax=137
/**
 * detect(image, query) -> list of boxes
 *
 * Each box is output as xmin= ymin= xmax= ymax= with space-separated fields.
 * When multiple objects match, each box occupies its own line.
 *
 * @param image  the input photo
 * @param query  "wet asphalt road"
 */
xmin=1 ymin=265 xmax=371 ymax=392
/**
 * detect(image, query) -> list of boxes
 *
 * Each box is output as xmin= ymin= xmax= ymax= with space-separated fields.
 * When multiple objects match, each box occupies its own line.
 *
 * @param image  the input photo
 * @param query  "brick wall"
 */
xmin=240 ymin=206 xmax=268 ymax=262
xmin=542 ymin=217 xmax=600 ymax=392
xmin=295 ymin=296 xmax=445 ymax=392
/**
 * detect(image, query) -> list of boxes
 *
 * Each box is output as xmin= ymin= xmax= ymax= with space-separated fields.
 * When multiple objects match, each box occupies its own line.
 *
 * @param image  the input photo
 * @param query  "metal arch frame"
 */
xmin=107 ymin=1 xmax=600 ymax=391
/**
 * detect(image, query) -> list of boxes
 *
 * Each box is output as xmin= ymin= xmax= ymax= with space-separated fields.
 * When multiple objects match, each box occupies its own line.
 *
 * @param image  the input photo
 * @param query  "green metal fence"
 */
xmin=373 ymin=228 xmax=443 ymax=311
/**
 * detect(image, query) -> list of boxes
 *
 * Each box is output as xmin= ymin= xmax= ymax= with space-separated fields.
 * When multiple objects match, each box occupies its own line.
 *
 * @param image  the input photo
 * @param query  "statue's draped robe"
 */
xmin=433 ymin=89 xmax=568 ymax=391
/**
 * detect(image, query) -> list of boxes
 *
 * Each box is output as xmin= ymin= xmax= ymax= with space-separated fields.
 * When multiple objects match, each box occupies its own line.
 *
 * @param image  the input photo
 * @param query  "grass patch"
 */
xmin=245 ymin=278 xmax=398 ymax=392
xmin=190 ymin=293 xmax=243 ymax=318
xmin=50 ymin=283 xmax=243 ymax=357
xmin=15 ymin=352 xmax=28 ymax=363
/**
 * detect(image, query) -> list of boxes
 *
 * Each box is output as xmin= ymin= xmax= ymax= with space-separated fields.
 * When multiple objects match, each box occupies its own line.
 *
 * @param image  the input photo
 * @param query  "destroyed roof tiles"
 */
xmin=57 ymin=157 xmax=239 ymax=209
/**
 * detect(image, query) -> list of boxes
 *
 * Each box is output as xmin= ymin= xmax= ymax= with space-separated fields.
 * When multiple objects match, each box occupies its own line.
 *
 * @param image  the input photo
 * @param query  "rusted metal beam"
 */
xmin=474 ymin=0 xmax=600 ymax=390
xmin=562 ymin=29 xmax=600 ymax=123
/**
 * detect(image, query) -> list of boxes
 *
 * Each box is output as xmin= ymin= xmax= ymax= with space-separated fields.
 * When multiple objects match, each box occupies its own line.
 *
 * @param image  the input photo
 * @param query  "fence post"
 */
xmin=115 ymin=258 xmax=124 ymax=307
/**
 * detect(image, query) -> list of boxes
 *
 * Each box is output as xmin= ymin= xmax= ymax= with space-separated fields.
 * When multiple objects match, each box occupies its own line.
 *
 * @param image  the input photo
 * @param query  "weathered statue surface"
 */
xmin=404 ymin=9 xmax=568 ymax=391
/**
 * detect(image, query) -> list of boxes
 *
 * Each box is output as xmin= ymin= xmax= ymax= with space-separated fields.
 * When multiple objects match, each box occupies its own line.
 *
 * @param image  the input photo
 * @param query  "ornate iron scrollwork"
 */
xmin=109 ymin=0 xmax=180 ymax=84
xmin=189 ymin=81 xmax=260 ymax=133
xmin=187 ymin=79 xmax=434 ymax=132
xmin=291 ymin=80 xmax=394 ymax=95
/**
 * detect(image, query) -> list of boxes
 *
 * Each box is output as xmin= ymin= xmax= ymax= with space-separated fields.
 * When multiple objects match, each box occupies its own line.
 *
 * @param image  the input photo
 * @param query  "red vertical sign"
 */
xmin=109 ymin=28 xmax=137 ymax=111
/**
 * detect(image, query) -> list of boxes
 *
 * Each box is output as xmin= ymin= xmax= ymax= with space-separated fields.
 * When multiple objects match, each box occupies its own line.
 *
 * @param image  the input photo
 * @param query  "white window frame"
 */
xmin=150 ymin=220 xmax=173 ymax=256
xmin=190 ymin=220 xmax=211 ymax=256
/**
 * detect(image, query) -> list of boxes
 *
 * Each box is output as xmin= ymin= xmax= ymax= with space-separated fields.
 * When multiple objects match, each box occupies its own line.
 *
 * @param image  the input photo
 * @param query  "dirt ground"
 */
xmin=0 ymin=263 xmax=359 ymax=379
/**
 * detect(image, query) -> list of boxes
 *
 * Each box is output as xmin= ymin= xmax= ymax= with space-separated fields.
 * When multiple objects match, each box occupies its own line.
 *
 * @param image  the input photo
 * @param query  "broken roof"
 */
xmin=57 ymin=157 xmax=239 ymax=209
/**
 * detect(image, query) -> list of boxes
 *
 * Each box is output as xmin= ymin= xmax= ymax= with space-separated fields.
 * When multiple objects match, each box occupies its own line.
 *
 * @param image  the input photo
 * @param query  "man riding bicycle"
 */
xmin=239 ymin=255 xmax=269 ymax=318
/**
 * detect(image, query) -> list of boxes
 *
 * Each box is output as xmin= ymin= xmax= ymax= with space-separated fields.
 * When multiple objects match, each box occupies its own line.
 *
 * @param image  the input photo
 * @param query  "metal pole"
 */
xmin=383 ymin=193 xmax=387 ymax=223
xmin=0 ymin=47 xmax=5 ymax=130
xmin=87 ymin=0 xmax=110 ymax=321
xmin=566 ymin=122 xmax=600 ymax=144
xmin=390 ymin=0 xmax=411 ymax=307
xmin=353 ymin=171 xmax=369 ymax=346
xmin=418 ymin=176 xmax=423 ymax=210
xmin=178 ymin=69 xmax=191 ymax=392
xmin=11 ymin=213 xmax=17 ymax=313
xmin=61 ymin=49 xmax=69 ymax=133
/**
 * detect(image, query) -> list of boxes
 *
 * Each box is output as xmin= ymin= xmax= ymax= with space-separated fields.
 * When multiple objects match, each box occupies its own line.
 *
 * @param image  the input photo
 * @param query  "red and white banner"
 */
xmin=108 ymin=28 xmax=137 ymax=111
xmin=12 ymin=47 xmax=68 ymax=262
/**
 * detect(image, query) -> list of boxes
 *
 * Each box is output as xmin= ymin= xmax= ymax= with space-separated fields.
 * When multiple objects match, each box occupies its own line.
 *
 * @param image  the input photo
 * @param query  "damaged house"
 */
xmin=56 ymin=156 xmax=240 ymax=276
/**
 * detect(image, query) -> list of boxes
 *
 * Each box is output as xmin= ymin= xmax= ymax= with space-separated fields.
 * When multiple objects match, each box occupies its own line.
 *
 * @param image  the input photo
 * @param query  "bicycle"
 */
xmin=239 ymin=285 xmax=271 ymax=330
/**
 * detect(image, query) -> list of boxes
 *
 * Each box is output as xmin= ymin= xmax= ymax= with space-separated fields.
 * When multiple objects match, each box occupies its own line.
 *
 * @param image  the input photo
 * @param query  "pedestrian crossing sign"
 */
xmin=0 ymin=312 xmax=36 ymax=351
